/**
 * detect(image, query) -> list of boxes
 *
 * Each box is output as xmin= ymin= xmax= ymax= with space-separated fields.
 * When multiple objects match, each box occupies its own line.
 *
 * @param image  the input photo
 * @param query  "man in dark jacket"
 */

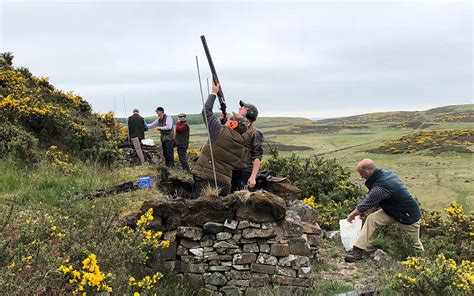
xmin=344 ymin=159 xmax=423 ymax=262
xmin=191 ymin=82 xmax=247 ymax=197
xmin=127 ymin=108 xmax=146 ymax=165
xmin=174 ymin=113 xmax=190 ymax=171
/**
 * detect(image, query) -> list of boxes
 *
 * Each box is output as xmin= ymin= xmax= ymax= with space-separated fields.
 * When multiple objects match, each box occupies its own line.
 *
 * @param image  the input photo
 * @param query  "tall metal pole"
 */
xmin=206 ymin=78 xmax=210 ymax=96
xmin=122 ymin=94 xmax=130 ymax=142
xmin=196 ymin=56 xmax=218 ymax=189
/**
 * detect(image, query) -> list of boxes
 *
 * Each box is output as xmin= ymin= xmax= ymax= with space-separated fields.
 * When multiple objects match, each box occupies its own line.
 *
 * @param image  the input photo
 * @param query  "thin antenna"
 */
xmin=122 ymin=94 xmax=130 ymax=142
xmin=196 ymin=56 xmax=218 ymax=189
xmin=113 ymin=96 xmax=116 ymax=115
xmin=206 ymin=78 xmax=210 ymax=96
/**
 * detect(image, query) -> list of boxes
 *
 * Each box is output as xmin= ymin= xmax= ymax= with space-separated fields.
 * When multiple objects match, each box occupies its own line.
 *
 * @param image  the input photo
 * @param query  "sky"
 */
xmin=0 ymin=0 xmax=472 ymax=118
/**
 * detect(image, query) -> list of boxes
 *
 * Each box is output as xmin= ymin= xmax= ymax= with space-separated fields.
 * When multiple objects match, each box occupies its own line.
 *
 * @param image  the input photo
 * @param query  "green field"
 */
xmin=145 ymin=104 xmax=474 ymax=211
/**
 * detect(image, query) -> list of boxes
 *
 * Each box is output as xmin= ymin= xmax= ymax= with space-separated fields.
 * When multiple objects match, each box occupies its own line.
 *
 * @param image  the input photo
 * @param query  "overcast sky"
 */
xmin=1 ymin=0 xmax=472 ymax=118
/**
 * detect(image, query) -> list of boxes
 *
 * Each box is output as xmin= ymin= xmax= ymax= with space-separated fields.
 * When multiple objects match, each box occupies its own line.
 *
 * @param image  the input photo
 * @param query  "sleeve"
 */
xmin=356 ymin=186 xmax=391 ymax=213
xmin=203 ymin=94 xmax=222 ymax=144
xmin=251 ymin=130 xmax=264 ymax=161
xmin=160 ymin=116 xmax=173 ymax=130
xmin=146 ymin=119 xmax=159 ymax=129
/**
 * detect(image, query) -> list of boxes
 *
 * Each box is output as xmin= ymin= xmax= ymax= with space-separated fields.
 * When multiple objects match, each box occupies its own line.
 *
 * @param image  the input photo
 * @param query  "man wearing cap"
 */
xmin=127 ymin=108 xmax=147 ymax=165
xmin=174 ymin=113 xmax=190 ymax=171
xmin=147 ymin=107 xmax=175 ymax=167
xmin=231 ymin=100 xmax=264 ymax=191
xmin=191 ymin=81 xmax=247 ymax=197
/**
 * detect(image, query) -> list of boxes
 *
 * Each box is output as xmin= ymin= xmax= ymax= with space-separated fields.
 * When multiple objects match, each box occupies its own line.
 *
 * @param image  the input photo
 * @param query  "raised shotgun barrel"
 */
xmin=200 ymin=35 xmax=227 ymax=122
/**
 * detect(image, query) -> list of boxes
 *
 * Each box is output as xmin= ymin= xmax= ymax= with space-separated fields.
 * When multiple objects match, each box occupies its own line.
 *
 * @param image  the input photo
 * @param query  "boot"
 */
xmin=344 ymin=246 xmax=366 ymax=263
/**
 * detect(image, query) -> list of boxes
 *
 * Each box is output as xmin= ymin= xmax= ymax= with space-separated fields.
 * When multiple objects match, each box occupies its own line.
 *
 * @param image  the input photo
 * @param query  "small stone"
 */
xmin=293 ymin=255 xmax=310 ymax=268
xmin=289 ymin=237 xmax=311 ymax=256
xmin=249 ymin=222 xmax=261 ymax=228
xmin=238 ymin=221 xmax=250 ymax=229
xmin=226 ymin=248 xmax=242 ymax=255
xmin=190 ymin=248 xmax=204 ymax=257
xmin=204 ymin=272 xmax=227 ymax=286
xmin=216 ymin=232 xmax=233 ymax=241
xmin=177 ymin=226 xmax=203 ymax=241
xmin=298 ymin=266 xmax=311 ymax=278
xmin=250 ymin=273 xmax=271 ymax=287
xmin=324 ymin=230 xmax=340 ymax=240
xmin=232 ymin=264 xmax=250 ymax=271
xmin=209 ymin=265 xmax=231 ymax=272
xmin=256 ymin=253 xmax=278 ymax=266
xmin=302 ymin=222 xmax=322 ymax=235
xmin=283 ymin=210 xmax=303 ymax=237
xmin=259 ymin=243 xmax=270 ymax=253
xmin=222 ymin=261 xmax=232 ymax=267
xmin=233 ymin=253 xmax=257 ymax=265
xmin=276 ymin=266 xmax=297 ymax=277
xmin=203 ymin=222 xmax=225 ymax=234
xmin=227 ymin=279 xmax=250 ymax=287
xmin=181 ymin=239 xmax=200 ymax=249
xmin=177 ymin=245 xmax=188 ymax=256
xmin=261 ymin=222 xmax=277 ymax=229
xmin=164 ymin=230 xmax=177 ymax=241
xmin=242 ymin=228 xmax=275 ymax=239
xmin=243 ymin=243 xmax=259 ymax=253
xmin=270 ymin=244 xmax=290 ymax=257
xmin=306 ymin=234 xmax=323 ymax=247
xmin=204 ymin=251 xmax=218 ymax=259
xmin=250 ymin=263 xmax=276 ymax=274
xmin=209 ymin=260 xmax=220 ymax=266
xmin=208 ymin=254 xmax=233 ymax=261
xmin=225 ymin=270 xmax=252 ymax=280
xmin=232 ymin=233 xmax=242 ymax=241
xmin=224 ymin=219 xmax=239 ymax=230
xmin=213 ymin=241 xmax=239 ymax=249
xmin=278 ymin=255 xmax=297 ymax=267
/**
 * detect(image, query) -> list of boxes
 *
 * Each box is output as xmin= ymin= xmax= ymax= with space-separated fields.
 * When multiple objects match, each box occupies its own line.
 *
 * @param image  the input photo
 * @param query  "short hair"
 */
xmin=156 ymin=107 xmax=164 ymax=112
xmin=133 ymin=108 xmax=139 ymax=113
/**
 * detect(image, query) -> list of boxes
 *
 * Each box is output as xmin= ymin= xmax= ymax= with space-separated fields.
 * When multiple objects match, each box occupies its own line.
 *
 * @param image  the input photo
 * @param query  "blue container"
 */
xmin=137 ymin=177 xmax=151 ymax=190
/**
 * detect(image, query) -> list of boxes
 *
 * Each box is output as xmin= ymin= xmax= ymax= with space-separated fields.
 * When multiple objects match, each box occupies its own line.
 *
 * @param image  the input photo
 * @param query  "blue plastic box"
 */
xmin=137 ymin=177 xmax=151 ymax=190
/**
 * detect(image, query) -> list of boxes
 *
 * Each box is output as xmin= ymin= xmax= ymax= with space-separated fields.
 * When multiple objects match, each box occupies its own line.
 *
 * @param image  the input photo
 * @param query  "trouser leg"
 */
xmin=131 ymin=137 xmax=146 ymax=165
xmin=354 ymin=209 xmax=395 ymax=251
xmin=162 ymin=140 xmax=174 ymax=167
xmin=231 ymin=170 xmax=243 ymax=192
xmin=177 ymin=145 xmax=190 ymax=170
xmin=398 ymin=220 xmax=424 ymax=251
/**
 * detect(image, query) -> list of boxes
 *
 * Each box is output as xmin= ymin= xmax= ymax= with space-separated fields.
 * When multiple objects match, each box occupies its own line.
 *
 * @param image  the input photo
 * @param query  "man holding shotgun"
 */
xmin=191 ymin=81 xmax=247 ymax=197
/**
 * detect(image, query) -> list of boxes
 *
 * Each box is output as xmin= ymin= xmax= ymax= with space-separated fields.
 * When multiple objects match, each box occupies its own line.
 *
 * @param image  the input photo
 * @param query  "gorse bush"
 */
xmin=0 ymin=52 xmax=127 ymax=165
xmin=0 ymin=122 xmax=39 ymax=163
xmin=263 ymin=149 xmax=365 ymax=230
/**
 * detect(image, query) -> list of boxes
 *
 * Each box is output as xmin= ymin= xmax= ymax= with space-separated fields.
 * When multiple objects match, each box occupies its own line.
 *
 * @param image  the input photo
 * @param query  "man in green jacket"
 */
xmin=191 ymin=82 xmax=247 ymax=197
xmin=345 ymin=159 xmax=423 ymax=262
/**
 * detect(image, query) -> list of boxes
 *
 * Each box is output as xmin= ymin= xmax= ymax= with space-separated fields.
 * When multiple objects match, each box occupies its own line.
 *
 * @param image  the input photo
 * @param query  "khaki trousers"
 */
xmin=354 ymin=209 xmax=424 ymax=251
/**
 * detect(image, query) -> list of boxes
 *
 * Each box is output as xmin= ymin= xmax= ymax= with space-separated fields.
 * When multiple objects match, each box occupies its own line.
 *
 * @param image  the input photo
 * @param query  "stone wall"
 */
xmin=149 ymin=193 xmax=323 ymax=296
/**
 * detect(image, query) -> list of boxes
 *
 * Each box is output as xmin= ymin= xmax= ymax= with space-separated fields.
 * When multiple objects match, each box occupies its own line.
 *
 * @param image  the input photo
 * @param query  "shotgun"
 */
xmin=200 ymin=35 xmax=227 ymax=124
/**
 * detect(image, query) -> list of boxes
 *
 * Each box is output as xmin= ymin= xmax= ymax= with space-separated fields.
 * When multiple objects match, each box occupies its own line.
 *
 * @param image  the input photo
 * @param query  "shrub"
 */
xmin=0 ymin=122 xmax=39 ymax=163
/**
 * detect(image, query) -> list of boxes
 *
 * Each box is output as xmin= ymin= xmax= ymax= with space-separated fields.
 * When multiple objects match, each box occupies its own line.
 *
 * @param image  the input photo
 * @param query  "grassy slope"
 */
xmin=144 ymin=104 xmax=473 ymax=211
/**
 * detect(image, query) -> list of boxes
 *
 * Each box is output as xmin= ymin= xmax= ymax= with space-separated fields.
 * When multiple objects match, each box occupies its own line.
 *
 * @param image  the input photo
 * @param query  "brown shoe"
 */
xmin=344 ymin=246 xmax=366 ymax=263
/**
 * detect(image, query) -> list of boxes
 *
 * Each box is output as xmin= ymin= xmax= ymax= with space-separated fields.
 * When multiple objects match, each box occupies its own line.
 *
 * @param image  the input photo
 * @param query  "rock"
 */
xmin=249 ymin=273 xmax=271 ymax=287
xmin=225 ymin=270 xmax=252 ymax=280
xmin=278 ymin=255 xmax=297 ymax=267
xmin=256 ymin=253 xmax=278 ymax=266
xmin=306 ymin=234 xmax=323 ymax=247
xmin=261 ymin=222 xmax=277 ymax=229
xmin=250 ymin=263 xmax=276 ymax=274
xmin=225 ymin=248 xmax=242 ymax=255
xmin=227 ymin=280 xmax=249 ymax=287
xmin=158 ymin=241 xmax=177 ymax=260
xmin=216 ymin=232 xmax=233 ymax=241
xmin=232 ymin=233 xmax=242 ymax=242
xmin=240 ymin=238 xmax=257 ymax=244
xmin=219 ymin=286 xmax=242 ymax=296
xmin=190 ymin=248 xmax=204 ymax=257
xmin=298 ymin=266 xmax=311 ymax=278
xmin=181 ymin=238 xmax=201 ymax=249
xmin=177 ymin=227 xmax=203 ymax=241
xmin=249 ymin=222 xmax=261 ymax=228
xmin=208 ymin=254 xmax=233 ymax=261
xmin=203 ymin=222 xmax=225 ymax=234
xmin=204 ymin=251 xmax=218 ymax=259
xmin=372 ymin=249 xmax=391 ymax=262
xmin=197 ymin=287 xmax=219 ymax=296
xmin=204 ymin=272 xmax=227 ymax=286
xmin=183 ymin=272 xmax=205 ymax=288
xmin=276 ymin=266 xmax=297 ymax=277
xmin=163 ymin=260 xmax=180 ymax=273
xmin=242 ymin=228 xmax=276 ymax=239
xmin=236 ymin=191 xmax=286 ymax=223
xmin=177 ymin=245 xmax=188 ymax=256
xmin=301 ymin=222 xmax=322 ymax=235
xmin=283 ymin=210 xmax=303 ymax=237
xmin=232 ymin=253 xmax=257 ymax=265
xmin=289 ymin=237 xmax=311 ymax=256
xmin=232 ymin=264 xmax=250 ymax=271
xmin=213 ymin=241 xmax=239 ymax=249
xmin=288 ymin=200 xmax=318 ymax=223
xmin=270 ymin=244 xmax=290 ymax=257
xmin=181 ymin=263 xmax=209 ymax=274
xmin=224 ymin=220 xmax=239 ymax=230
xmin=324 ymin=230 xmax=340 ymax=240
xmin=164 ymin=230 xmax=177 ymax=241
xmin=205 ymin=284 xmax=218 ymax=291
xmin=272 ymin=275 xmax=312 ymax=287
xmin=259 ymin=243 xmax=270 ymax=253
xmin=243 ymin=243 xmax=259 ymax=253
xmin=181 ymin=255 xmax=206 ymax=264
xmin=222 ymin=261 xmax=232 ymax=267
xmin=237 ymin=221 xmax=250 ymax=229
xmin=293 ymin=255 xmax=310 ymax=268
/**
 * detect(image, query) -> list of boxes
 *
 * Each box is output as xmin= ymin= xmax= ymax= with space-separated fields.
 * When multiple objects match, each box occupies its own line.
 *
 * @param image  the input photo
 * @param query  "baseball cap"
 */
xmin=239 ymin=100 xmax=258 ymax=122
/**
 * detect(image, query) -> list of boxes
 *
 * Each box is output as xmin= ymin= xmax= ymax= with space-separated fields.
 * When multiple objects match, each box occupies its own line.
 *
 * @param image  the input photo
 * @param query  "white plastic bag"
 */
xmin=339 ymin=216 xmax=362 ymax=251
xmin=141 ymin=139 xmax=155 ymax=146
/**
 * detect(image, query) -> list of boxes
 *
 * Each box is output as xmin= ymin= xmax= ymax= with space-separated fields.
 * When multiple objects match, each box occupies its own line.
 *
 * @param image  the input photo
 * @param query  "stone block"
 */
xmin=213 ymin=241 xmax=239 ymax=249
xmin=209 ymin=266 xmax=231 ymax=272
xmin=216 ymin=232 xmax=233 ymax=241
xmin=289 ymin=237 xmax=311 ymax=256
xmin=233 ymin=253 xmax=257 ymax=265
xmin=208 ymin=254 xmax=233 ymax=261
xmin=302 ymin=222 xmax=322 ymax=235
xmin=306 ymin=234 xmax=323 ymax=247
xmin=237 ymin=220 xmax=250 ymax=229
xmin=204 ymin=272 xmax=227 ymax=286
xmin=293 ymin=255 xmax=310 ymax=268
xmin=261 ymin=222 xmax=277 ymax=229
xmin=190 ymin=247 xmax=204 ymax=258
xmin=181 ymin=262 xmax=209 ymax=274
xmin=256 ymin=253 xmax=278 ymax=266
xmin=203 ymin=222 xmax=225 ymax=234
xmin=226 ymin=248 xmax=242 ymax=255
xmin=242 ymin=228 xmax=275 ymax=239
xmin=298 ymin=266 xmax=311 ymax=278
xmin=177 ymin=226 xmax=203 ymax=241
xmin=278 ymin=255 xmax=297 ymax=267
xmin=250 ymin=263 xmax=276 ymax=274
xmin=163 ymin=260 xmax=180 ymax=273
xmin=205 ymin=284 xmax=218 ymax=291
xmin=177 ymin=245 xmax=188 ymax=256
xmin=232 ymin=264 xmax=250 ymax=271
xmin=164 ymin=230 xmax=177 ymax=241
xmin=219 ymin=286 xmax=242 ymax=296
xmin=259 ymin=243 xmax=270 ymax=253
xmin=243 ymin=243 xmax=259 ymax=253
xmin=249 ymin=273 xmax=271 ymax=287
xmin=225 ymin=270 xmax=252 ymax=280
xmin=283 ymin=210 xmax=303 ymax=237
xmin=276 ymin=266 xmax=296 ymax=277
xmin=270 ymin=244 xmax=290 ymax=257
xmin=224 ymin=219 xmax=239 ymax=230
xmin=249 ymin=222 xmax=261 ymax=228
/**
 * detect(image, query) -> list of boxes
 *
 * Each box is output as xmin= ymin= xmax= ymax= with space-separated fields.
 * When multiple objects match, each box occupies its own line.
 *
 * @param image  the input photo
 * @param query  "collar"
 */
xmin=365 ymin=169 xmax=382 ymax=189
